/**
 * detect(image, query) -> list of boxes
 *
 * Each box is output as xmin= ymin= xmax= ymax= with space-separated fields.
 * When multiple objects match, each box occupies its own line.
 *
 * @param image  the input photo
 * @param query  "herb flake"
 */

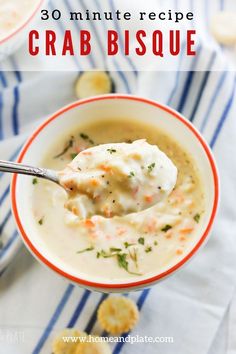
xmin=32 ymin=178 xmax=38 ymax=185
xmin=54 ymin=138 xmax=74 ymax=159
xmin=80 ymin=133 xmax=94 ymax=145
xmin=70 ymin=153 xmax=78 ymax=160
xmin=107 ymin=148 xmax=117 ymax=154
xmin=138 ymin=237 xmax=145 ymax=245
xmin=77 ymin=246 xmax=94 ymax=254
xmin=129 ymin=248 xmax=138 ymax=268
xmin=148 ymin=163 xmax=156 ymax=173
xmin=117 ymin=253 xmax=129 ymax=272
xmin=97 ymin=248 xmax=120 ymax=258
xmin=145 ymin=246 xmax=152 ymax=253
xmin=96 ymin=249 xmax=141 ymax=276
xmin=161 ymin=225 xmax=172 ymax=232
xmin=128 ymin=171 xmax=135 ymax=178
xmin=110 ymin=247 xmax=122 ymax=253
xmin=194 ymin=213 xmax=201 ymax=223
xmin=80 ymin=133 xmax=89 ymax=140
xmin=124 ymin=242 xmax=136 ymax=248
xmin=38 ymin=218 xmax=44 ymax=225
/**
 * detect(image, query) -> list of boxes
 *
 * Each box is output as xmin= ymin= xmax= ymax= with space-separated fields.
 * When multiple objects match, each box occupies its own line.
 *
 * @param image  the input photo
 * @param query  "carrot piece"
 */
xmin=72 ymin=207 xmax=78 ymax=215
xmin=104 ymin=208 xmax=113 ymax=218
xmin=84 ymin=219 xmax=95 ymax=228
xmin=176 ymin=249 xmax=183 ymax=255
xmin=179 ymin=236 xmax=187 ymax=241
xmin=90 ymin=178 xmax=100 ymax=186
xmin=131 ymin=153 xmax=141 ymax=160
xmin=82 ymin=151 xmax=92 ymax=155
xmin=99 ymin=164 xmax=112 ymax=173
xmin=145 ymin=195 xmax=153 ymax=203
xmin=179 ymin=228 xmax=194 ymax=234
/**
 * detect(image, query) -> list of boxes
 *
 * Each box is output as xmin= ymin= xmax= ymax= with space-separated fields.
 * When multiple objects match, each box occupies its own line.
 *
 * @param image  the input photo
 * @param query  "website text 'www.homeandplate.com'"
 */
xmin=62 ymin=334 xmax=174 ymax=345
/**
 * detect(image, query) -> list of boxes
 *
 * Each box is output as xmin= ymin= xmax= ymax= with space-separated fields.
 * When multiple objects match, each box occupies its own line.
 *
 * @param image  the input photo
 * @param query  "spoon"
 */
xmin=0 ymin=140 xmax=177 ymax=219
xmin=0 ymin=160 xmax=59 ymax=185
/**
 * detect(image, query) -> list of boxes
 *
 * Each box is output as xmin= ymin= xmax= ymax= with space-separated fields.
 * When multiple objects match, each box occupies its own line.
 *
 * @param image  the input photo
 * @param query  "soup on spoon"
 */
xmin=59 ymin=139 xmax=177 ymax=219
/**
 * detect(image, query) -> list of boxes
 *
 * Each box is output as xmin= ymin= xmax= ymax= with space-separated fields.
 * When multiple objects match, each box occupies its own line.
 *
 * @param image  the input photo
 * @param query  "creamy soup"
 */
xmin=0 ymin=0 xmax=40 ymax=41
xmin=31 ymin=119 xmax=205 ymax=282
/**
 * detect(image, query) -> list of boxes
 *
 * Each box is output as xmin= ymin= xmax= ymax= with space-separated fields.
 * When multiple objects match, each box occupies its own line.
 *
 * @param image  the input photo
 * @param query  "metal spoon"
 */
xmin=0 ymin=160 xmax=59 ymax=185
xmin=1 ymin=140 xmax=177 ymax=220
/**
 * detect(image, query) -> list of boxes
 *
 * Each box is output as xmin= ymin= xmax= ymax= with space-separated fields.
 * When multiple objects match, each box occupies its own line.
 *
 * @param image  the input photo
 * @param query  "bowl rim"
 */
xmin=0 ymin=0 xmax=44 ymax=45
xmin=11 ymin=94 xmax=220 ymax=290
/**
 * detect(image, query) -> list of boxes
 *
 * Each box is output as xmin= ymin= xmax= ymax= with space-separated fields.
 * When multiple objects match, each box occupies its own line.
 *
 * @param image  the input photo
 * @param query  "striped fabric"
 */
xmin=0 ymin=1 xmax=236 ymax=354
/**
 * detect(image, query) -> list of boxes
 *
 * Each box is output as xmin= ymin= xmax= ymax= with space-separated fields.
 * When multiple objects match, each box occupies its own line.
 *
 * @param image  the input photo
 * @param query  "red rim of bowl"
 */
xmin=0 ymin=0 xmax=44 ymax=45
xmin=11 ymin=94 xmax=219 ymax=290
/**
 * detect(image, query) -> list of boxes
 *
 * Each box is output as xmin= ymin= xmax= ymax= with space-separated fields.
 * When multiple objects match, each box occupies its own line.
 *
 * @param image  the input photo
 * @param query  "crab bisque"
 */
xmin=31 ymin=119 xmax=205 ymax=282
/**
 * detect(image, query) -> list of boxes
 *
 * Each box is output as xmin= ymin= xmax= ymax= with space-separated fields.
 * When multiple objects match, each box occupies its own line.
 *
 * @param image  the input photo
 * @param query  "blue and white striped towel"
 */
xmin=0 ymin=1 xmax=236 ymax=353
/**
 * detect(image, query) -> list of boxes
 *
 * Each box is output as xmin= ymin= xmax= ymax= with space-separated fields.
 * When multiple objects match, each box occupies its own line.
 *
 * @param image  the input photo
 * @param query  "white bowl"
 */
xmin=11 ymin=95 xmax=219 ymax=293
xmin=0 ymin=0 xmax=44 ymax=61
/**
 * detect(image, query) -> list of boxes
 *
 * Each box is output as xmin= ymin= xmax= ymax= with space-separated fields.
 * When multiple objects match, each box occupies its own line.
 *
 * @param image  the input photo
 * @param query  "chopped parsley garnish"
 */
xmin=80 ymin=133 xmax=94 ymax=145
xmin=148 ymin=163 xmax=156 ymax=173
xmin=161 ymin=225 xmax=172 ymax=232
xmin=124 ymin=242 xmax=136 ymax=248
xmin=80 ymin=133 xmax=89 ymax=140
xmin=107 ymin=148 xmax=117 ymax=154
xmin=129 ymin=248 xmax=138 ymax=268
xmin=97 ymin=248 xmax=120 ymax=258
xmin=128 ymin=171 xmax=135 ymax=178
xmin=138 ymin=237 xmax=145 ymax=245
xmin=145 ymin=246 xmax=152 ymax=253
xmin=154 ymin=241 xmax=158 ymax=246
xmin=96 ymin=249 xmax=141 ymax=276
xmin=38 ymin=218 xmax=44 ymax=225
xmin=110 ymin=247 xmax=122 ymax=253
xmin=117 ymin=253 xmax=129 ymax=271
xmin=32 ymin=178 xmax=38 ymax=185
xmin=97 ymin=250 xmax=106 ymax=258
xmin=116 ymin=253 xmax=140 ymax=275
xmin=194 ymin=213 xmax=201 ymax=223
xmin=54 ymin=137 xmax=74 ymax=158
xmin=70 ymin=153 xmax=77 ymax=160
xmin=77 ymin=246 xmax=94 ymax=254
